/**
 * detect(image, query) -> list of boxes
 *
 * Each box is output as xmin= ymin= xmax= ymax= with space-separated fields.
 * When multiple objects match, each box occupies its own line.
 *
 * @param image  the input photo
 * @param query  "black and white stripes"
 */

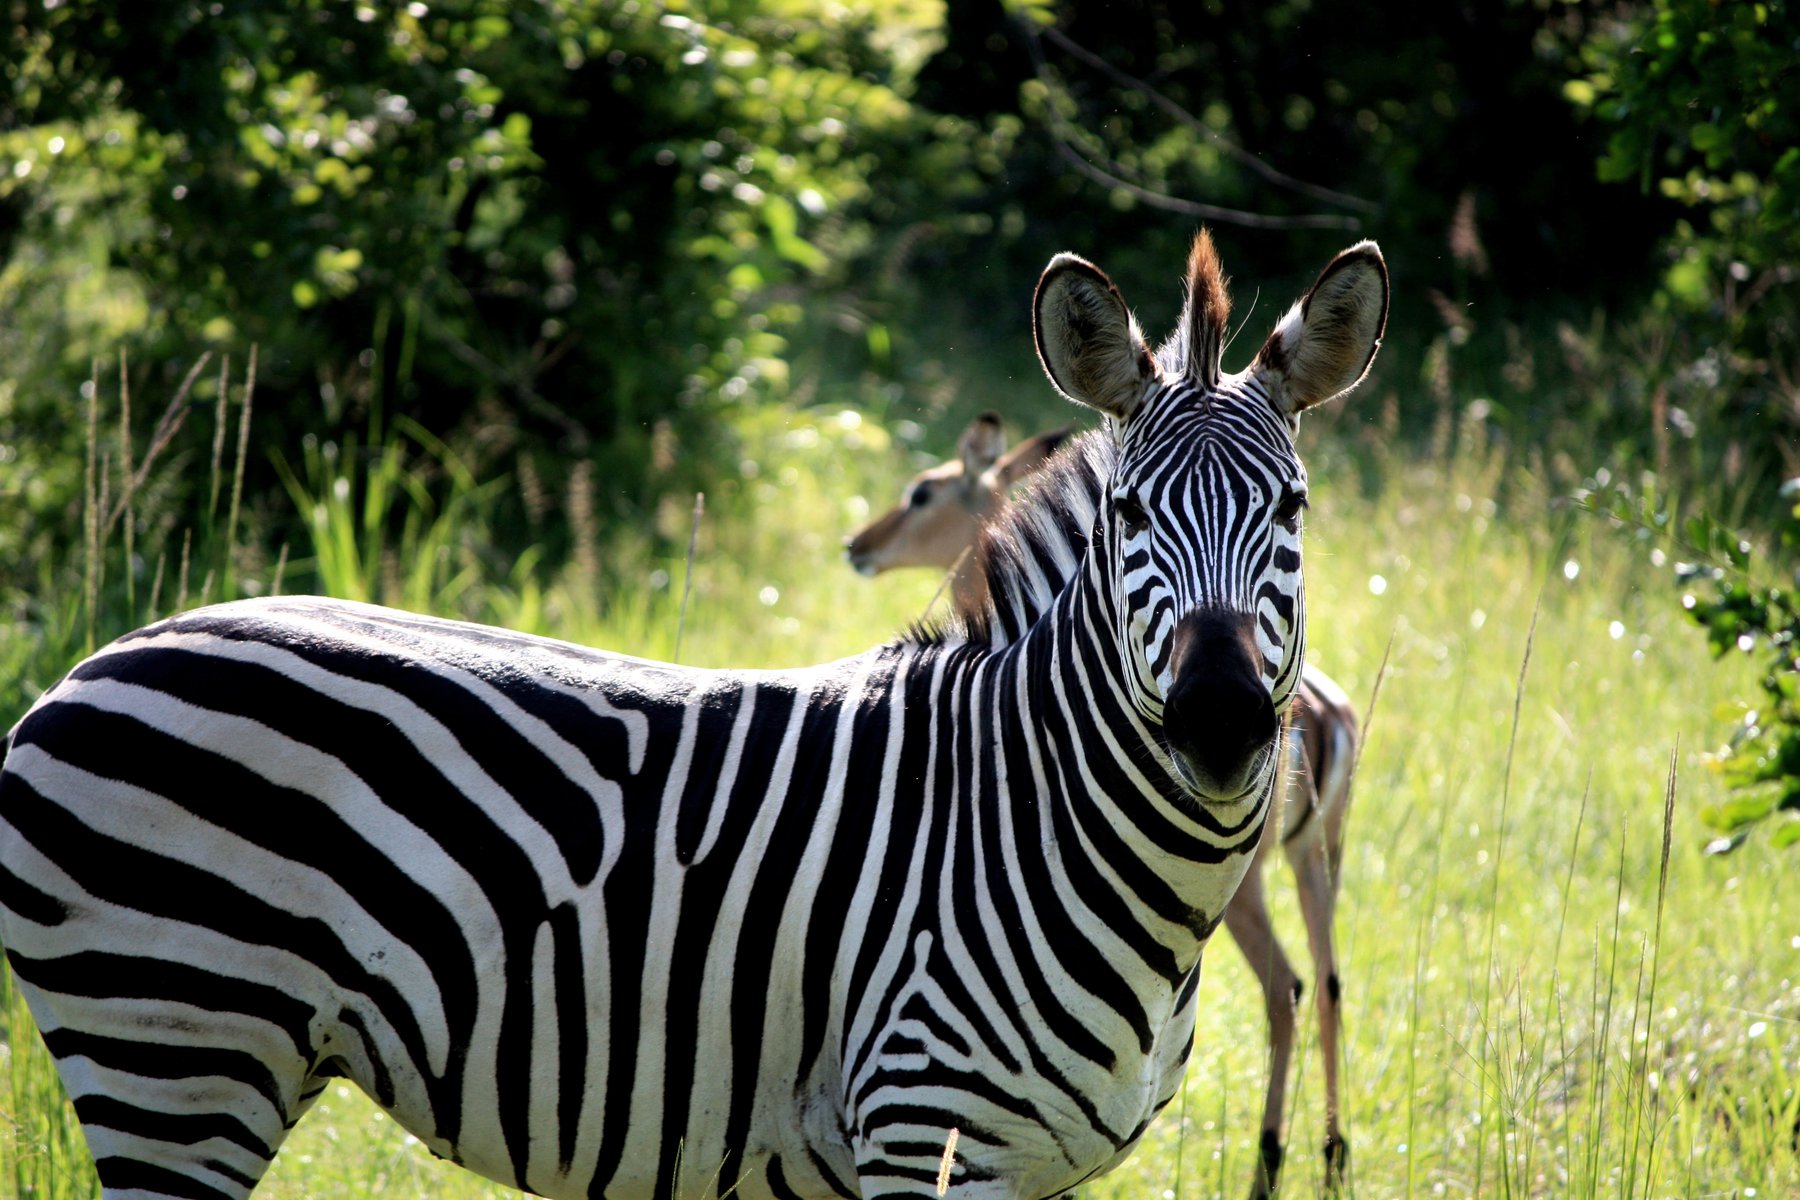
xmin=0 ymin=234 xmax=1386 ymax=1200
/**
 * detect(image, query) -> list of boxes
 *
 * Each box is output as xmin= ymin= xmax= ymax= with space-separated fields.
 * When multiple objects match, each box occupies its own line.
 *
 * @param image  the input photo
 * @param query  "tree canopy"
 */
xmin=2 ymin=0 xmax=1793 ymax=588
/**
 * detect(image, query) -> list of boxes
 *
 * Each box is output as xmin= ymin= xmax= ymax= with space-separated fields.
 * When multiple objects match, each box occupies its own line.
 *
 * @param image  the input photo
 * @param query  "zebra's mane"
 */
xmin=906 ymin=428 xmax=1115 ymax=650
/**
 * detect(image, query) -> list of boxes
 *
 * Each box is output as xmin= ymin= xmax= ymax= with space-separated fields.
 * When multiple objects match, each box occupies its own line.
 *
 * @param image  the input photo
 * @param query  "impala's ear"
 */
xmin=991 ymin=426 xmax=1072 ymax=490
xmin=957 ymin=411 xmax=1007 ymax=480
xmin=1034 ymin=254 xmax=1158 ymax=422
xmin=1252 ymin=241 xmax=1389 ymax=417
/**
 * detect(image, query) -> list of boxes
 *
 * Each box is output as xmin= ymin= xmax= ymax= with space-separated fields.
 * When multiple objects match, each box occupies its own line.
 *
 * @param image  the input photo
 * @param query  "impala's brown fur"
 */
xmin=846 ymin=412 xmax=1360 ymax=1198
xmin=843 ymin=412 xmax=1070 ymax=609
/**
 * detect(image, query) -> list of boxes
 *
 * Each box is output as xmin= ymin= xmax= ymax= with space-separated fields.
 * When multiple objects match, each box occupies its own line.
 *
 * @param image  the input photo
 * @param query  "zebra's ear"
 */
xmin=1252 ymin=241 xmax=1389 ymax=416
xmin=958 ymin=411 xmax=1007 ymax=480
xmin=1034 ymin=253 xmax=1158 ymax=423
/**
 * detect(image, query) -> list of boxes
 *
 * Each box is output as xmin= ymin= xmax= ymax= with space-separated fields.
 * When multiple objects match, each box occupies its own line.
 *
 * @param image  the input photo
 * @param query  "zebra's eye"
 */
xmin=1114 ymin=494 xmax=1151 ymax=537
xmin=1275 ymin=488 xmax=1308 ymax=525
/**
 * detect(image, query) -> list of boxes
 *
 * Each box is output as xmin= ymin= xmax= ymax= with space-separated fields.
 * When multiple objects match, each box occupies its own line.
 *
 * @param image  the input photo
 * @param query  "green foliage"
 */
xmin=1577 ymin=0 xmax=1799 ymax=281
xmin=1675 ymin=480 xmax=1800 ymax=851
xmin=0 ymin=0 xmax=976 ymax=588
xmin=1565 ymin=0 xmax=1800 ymax=477
xmin=1578 ymin=472 xmax=1800 ymax=850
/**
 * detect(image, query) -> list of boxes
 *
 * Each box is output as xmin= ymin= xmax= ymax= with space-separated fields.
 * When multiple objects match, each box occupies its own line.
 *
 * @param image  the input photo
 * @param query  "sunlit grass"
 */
xmin=2 ymin=392 xmax=1794 ymax=1199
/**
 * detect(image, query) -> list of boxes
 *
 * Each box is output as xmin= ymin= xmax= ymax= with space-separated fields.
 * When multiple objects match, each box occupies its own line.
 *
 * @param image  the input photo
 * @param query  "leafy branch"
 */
xmin=1580 ymin=477 xmax=1800 ymax=850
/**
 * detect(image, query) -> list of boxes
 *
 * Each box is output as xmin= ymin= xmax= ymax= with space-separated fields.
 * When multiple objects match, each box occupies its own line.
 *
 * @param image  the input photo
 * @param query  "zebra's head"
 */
xmin=1033 ymin=231 xmax=1387 ymax=803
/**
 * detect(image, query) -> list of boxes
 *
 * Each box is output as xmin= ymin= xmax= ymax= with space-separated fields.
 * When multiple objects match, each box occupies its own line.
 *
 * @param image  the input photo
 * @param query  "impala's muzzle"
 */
xmin=1160 ymin=608 xmax=1279 ymax=799
xmin=843 ymin=515 xmax=897 ymax=577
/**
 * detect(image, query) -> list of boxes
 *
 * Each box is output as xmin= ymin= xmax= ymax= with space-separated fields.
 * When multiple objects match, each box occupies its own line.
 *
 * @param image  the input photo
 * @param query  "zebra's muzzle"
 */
xmin=1160 ymin=608 xmax=1280 ymax=800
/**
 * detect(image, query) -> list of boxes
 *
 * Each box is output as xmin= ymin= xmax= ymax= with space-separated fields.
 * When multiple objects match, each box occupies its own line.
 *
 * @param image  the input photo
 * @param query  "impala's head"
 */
xmin=1034 ymin=230 xmax=1387 ymax=802
xmin=844 ymin=412 xmax=1070 ymax=602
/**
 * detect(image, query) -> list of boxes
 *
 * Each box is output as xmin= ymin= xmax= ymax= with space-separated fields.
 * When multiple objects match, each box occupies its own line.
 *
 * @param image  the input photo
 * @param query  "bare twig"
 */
xmin=208 ymin=352 xmax=230 ymax=522
xmin=1353 ymin=623 xmax=1397 ymax=773
xmin=84 ymin=363 xmax=99 ymax=653
xmin=224 ymin=345 xmax=257 ymax=580
xmin=1049 ymin=140 xmax=1362 ymax=231
xmin=922 ymin=543 xmax=975 ymax=625
xmin=105 ymin=350 xmax=213 ymax=532
xmin=1022 ymin=22 xmax=1371 ymax=231
xmin=936 ymin=1128 xmax=960 ymax=1197
xmin=119 ymin=351 xmax=135 ymax=617
xmin=1630 ymin=743 xmax=1680 ymax=1197
xmin=147 ymin=549 xmax=167 ymax=621
xmin=1474 ymin=583 xmax=1542 ymax=1194
xmin=1038 ymin=25 xmax=1378 ymax=215
xmin=176 ymin=527 xmax=193 ymax=613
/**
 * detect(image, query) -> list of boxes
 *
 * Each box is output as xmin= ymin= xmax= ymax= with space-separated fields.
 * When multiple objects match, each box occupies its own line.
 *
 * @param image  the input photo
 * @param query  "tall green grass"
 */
xmin=1 ymin=365 xmax=1792 ymax=1199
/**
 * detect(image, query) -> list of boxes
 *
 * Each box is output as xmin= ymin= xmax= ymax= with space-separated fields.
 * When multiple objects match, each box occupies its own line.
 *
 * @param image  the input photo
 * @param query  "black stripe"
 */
xmin=582 ymin=672 xmax=686 ymax=1198
xmin=75 ymin=1094 xmax=274 ymax=1159
xmin=766 ymin=1153 xmax=805 ymax=1200
xmin=0 ymin=863 xmax=68 ymax=927
xmin=842 ymin=660 xmax=935 ymax=1087
xmin=645 ymin=681 xmax=796 ymax=1199
xmin=981 ymin=656 xmax=1120 ymax=1069
xmin=674 ymin=682 xmax=745 ymax=864
xmin=2 ymin=773 xmax=435 ymax=1114
xmin=339 ymin=1006 xmax=396 ymax=1108
xmin=95 ymin=1156 xmax=240 ymax=1200
xmin=795 ymin=659 xmax=894 ymax=1086
xmin=719 ymin=685 xmax=837 ymax=1189
xmin=44 ymin=1028 xmax=284 ymax=1115
xmin=806 ymin=1147 xmax=860 ymax=1200
xmin=12 ymin=699 xmax=469 ymax=1137
xmin=6 ymin=951 xmax=314 ymax=1061
xmin=549 ymin=901 xmax=588 ymax=1172
xmin=145 ymin=615 xmax=614 ymax=887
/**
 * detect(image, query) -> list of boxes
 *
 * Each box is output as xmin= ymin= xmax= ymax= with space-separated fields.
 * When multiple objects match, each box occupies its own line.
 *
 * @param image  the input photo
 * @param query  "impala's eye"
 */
xmin=1275 ymin=487 xmax=1309 ymax=525
xmin=1114 ymin=494 xmax=1151 ymax=536
xmin=908 ymin=482 xmax=933 ymax=509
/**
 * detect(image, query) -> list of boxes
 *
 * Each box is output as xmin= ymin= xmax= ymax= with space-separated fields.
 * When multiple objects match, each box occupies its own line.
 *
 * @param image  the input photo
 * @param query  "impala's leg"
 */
xmin=1223 ymin=860 xmax=1300 ymax=1200
xmin=1292 ymin=818 xmax=1347 ymax=1193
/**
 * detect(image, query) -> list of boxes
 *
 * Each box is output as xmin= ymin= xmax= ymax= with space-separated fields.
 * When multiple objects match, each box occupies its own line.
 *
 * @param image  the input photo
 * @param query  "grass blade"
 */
xmin=674 ymin=492 xmax=705 ymax=664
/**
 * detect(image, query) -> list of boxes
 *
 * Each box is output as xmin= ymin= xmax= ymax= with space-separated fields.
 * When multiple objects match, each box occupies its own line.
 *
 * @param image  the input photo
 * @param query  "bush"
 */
xmin=1565 ymin=0 xmax=1800 ymax=480
xmin=1676 ymin=480 xmax=1800 ymax=850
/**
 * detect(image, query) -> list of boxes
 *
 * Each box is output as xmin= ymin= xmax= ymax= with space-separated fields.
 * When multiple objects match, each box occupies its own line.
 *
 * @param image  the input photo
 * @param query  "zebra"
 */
xmin=845 ymin=422 xmax=1363 ymax=1198
xmin=0 ymin=230 xmax=1387 ymax=1200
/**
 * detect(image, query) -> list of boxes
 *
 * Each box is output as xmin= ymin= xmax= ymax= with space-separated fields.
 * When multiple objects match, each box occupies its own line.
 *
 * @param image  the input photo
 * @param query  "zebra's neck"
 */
xmin=949 ymin=539 xmax=1266 ymax=977
xmin=906 ymin=429 xmax=1112 ymax=651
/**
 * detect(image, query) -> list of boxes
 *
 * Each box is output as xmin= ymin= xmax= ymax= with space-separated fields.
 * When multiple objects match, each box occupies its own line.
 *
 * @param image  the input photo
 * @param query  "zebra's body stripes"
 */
xmin=0 ymin=233 xmax=1387 ymax=1200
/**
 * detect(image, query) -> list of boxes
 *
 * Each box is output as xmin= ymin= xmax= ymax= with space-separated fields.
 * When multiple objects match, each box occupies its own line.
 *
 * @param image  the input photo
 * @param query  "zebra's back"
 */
xmin=0 ymin=596 xmax=908 ymax=1200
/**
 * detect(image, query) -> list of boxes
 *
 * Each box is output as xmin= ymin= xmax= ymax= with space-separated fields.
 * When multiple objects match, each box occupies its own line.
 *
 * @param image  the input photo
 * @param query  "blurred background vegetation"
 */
xmin=4 ymin=0 xmax=1795 ymax=835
